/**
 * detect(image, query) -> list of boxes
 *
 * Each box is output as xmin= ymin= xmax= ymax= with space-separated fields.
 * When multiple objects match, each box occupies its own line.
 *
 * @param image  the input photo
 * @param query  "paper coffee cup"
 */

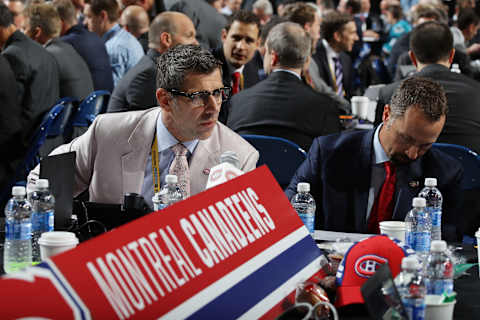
xmin=379 ymin=221 xmax=406 ymax=242
xmin=425 ymin=299 xmax=456 ymax=320
xmin=38 ymin=231 xmax=79 ymax=260
xmin=351 ymin=96 xmax=370 ymax=119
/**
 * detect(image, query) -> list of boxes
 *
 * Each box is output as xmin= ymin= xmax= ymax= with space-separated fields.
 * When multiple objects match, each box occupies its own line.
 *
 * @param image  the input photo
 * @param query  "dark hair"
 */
xmin=320 ymin=11 xmax=353 ymax=42
xmin=52 ymin=0 xmax=77 ymax=25
xmin=346 ymin=0 xmax=361 ymax=15
xmin=410 ymin=21 xmax=452 ymax=64
xmin=260 ymin=15 xmax=288 ymax=45
xmin=283 ymin=2 xmax=316 ymax=26
xmin=390 ymin=77 xmax=448 ymax=122
xmin=89 ymin=0 xmax=119 ymax=22
xmin=156 ymin=44 xmax=222 ymax=90
xmin=224 ymin=9 xmax=261 ymax=36
xmin=266 ymin=22 xmax=311 ymax=68
xmin=24 ymin=3 xmax=61 ymax=38
xmin=0 ymin=3 xmax=14 ymax=27
xmin=386 ymin=4 xmax=403 ymax=20
xmin=458 ymin=8 xmax=479 ymax=31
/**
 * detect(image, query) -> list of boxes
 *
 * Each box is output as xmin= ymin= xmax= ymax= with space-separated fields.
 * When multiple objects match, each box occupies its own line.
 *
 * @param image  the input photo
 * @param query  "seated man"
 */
xmin=227 ymin=22 xmax=341 ymax=152
xmin=286 ymin=77 xmax=463 ymax=241
xmin=29 ymin=45 xmax=259 ymax=208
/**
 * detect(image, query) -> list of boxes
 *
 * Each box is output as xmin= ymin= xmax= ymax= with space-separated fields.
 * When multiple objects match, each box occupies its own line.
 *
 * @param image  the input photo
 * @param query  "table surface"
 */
xmin=0 ymin=242 xmax=477 ymax=319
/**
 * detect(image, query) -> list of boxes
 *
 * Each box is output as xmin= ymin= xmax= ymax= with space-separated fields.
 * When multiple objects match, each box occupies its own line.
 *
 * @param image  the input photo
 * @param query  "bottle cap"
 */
xmin=430 ymin=240 xmax=447 ymax=252
xmin=412 ymin=197 xmax=426 ymax=207
xmin=12 ymin=186 xmax=26 ymax=196
xmin=36 ymin=179 xmax=49 ymax=189
xmin=424 ymin=178 xmax=437 ymax=187
xmin=165 ymin=174 xmax=178 ymax=184
xmin=401 ymin=256 xmax=419 ymax=269
xmin=297 ymin=182 xmax=310 ymax=192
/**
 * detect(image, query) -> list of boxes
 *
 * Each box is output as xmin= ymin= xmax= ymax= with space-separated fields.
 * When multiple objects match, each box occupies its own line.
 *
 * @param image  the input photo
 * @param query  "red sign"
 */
xmin=0 ymin=166 xmax=324 ymax=319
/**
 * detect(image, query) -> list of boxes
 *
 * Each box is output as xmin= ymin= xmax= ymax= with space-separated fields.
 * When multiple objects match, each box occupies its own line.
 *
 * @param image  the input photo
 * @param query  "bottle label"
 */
xmin=405 ymin=230 xmax=414 ymax=248
xmin=298 ymin=212 xmax=315 ymax=234
xmin=429 ymin=209 xmax=441 ymax=229
xmin=402 ymin=298 xmax=425 ymax=320
xmin=410 ymin=231 xmax=431 ymax=253
xmin=5 ymin=221 xmax=32 ymax=240
xmin=31 ymin=210 xmax=54 ymax=232
xmin=426 ymin=279 xmax=453 ymax=295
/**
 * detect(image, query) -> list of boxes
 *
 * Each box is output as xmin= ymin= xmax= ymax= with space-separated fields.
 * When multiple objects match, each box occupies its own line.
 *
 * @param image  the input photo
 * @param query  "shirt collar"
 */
xmin=373 ymin=123 xmax=389 ymax=164
xmin=234 ymin=65 xmax=245 ymax=74
xmin=323 ymin=39 xmax=339 ymax=59
xmin=273 ymin=69 xmax=301 ymax=80
xmin=156 ymin=110 xmax=198 ymax=154
xmin=102 ymin=23 xmax=120 ymax=42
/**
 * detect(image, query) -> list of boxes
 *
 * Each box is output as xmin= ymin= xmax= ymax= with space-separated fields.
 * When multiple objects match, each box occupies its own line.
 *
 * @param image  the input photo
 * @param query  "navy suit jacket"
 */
xmin=60 ymin=24 xmax=114 ymax=93
xmin=285 ymin=129 xmax=464 ymax=241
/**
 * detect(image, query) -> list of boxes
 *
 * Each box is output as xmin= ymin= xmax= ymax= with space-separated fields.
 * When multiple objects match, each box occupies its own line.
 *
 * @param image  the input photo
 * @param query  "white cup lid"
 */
xmin=379 ymin=221 xmax=405 ymax=229
xmin=351 ymin=96 xmax=369 ymax=102
xmin=38 ymin=231 xmax=79 ymax=247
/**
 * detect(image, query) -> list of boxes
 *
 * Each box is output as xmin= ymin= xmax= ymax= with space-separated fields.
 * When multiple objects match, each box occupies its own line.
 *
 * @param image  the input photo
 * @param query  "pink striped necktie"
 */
xmin=169 ymin=143 xmax=190 ymax=198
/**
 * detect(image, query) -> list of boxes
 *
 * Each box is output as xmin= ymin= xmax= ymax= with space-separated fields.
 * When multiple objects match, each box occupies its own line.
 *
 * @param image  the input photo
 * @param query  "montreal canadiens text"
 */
xmin=86 ymin=187 xmax=276 ymax=319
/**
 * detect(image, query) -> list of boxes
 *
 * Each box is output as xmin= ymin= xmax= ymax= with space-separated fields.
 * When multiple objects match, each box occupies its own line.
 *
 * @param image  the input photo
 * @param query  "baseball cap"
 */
xmin=335 ymin=235 xmax=414 ymax=307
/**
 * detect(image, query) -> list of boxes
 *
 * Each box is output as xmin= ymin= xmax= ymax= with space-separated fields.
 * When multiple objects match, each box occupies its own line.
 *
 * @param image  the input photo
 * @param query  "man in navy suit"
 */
xmin=286 ymin=77 xmax=464 ymax=241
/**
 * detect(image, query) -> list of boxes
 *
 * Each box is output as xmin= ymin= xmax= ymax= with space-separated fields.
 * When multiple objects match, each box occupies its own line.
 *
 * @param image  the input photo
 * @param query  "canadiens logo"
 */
xmin=354 ymin=255 xmax=388 ymax=278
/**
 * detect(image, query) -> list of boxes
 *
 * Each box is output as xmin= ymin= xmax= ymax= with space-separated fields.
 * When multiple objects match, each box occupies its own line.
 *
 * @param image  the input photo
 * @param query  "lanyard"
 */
xmin=151 ymin=136 xmax=161 ymax=194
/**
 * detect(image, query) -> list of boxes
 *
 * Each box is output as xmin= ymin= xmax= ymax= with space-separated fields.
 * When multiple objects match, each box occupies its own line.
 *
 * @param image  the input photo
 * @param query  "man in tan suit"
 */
xmin=29 ymin=45 xmax=259 ymax=207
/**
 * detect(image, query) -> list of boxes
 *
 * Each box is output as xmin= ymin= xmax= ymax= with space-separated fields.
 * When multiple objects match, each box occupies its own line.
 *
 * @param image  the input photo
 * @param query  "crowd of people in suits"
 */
xmin=2 ymin=0 xmax=480 ymax=239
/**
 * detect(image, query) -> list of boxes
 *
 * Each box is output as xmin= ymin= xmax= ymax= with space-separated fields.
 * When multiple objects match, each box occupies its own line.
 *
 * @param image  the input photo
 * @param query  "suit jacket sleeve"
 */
xmin=285 ymin=138 xmax=324 ymax=227
xmin=127 ymin=68 xmax=157 ymax=110
xmin=3 ymin=49 xmax=27 ymax=109
xmin=442 ymin=163 xmax=464 ymax=241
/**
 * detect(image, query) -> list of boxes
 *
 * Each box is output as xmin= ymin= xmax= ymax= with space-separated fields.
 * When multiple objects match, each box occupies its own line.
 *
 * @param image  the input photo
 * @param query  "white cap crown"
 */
xmin=297 ymin=182 xmax=310 ymax=193
xmin=424 ymin=178 xmax=437 ymax=187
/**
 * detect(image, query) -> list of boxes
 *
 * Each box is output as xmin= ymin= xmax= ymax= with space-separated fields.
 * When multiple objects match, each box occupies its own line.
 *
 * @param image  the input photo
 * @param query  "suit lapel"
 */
xmin=121 ymin=109 xmax=160 ymax=196
xmin=189 ymin=124 xmax=222 ymax=195
xmin=353 ymin=130 xmax=375 ymax=232
xmin=314 ymin=43 xmax=335 ymax=88
xmin=392 ymin=160 xmax=423 ymax=220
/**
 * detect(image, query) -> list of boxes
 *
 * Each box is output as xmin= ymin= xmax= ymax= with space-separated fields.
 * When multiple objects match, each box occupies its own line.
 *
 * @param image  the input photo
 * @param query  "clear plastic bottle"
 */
xmin=291 ymin=182 xmax=316 ymax=234
xmin=3 ymin=186 xmax=33 ymax=273
xmin=418 ymin=178 xmax=442 ymax=241
xmin=30 ymin=179 xmax=55 ymax=264
xmin=425 ymin=240 xmax=454 ymax=295
xmin=405 ymin=197 xmax=431 ymax=259
xmin=394 ymin=256 xmax=426 ymax=320
xmin=155 ymin=175 xmax=183 ymax=210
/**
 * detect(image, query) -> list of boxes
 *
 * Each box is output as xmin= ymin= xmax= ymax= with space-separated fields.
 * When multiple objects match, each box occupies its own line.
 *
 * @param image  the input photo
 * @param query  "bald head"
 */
xmin=148 ymin=11 xmax=198 ymax=52
xmin=120 ymin=5 xmax=149 ymax=38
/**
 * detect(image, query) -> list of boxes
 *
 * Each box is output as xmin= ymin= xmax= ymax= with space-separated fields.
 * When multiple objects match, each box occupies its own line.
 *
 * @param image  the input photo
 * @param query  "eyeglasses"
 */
xmin=167 ymin=87 xmax=232 ymax=107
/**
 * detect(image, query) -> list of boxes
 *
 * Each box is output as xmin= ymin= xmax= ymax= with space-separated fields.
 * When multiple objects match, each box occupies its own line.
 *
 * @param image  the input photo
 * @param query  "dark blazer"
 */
xmin=313 ymin=41 xmax=354 ymax=99
xmin=226 ymin=71 xmax=341 ymax=151
xmin=285 ymin=129 xmax=464 ymax=241
xmin=376 ymin=64 xmax=480 ymax=154
xmin=2 ymin=30 xmax=59 ymax=153
xmin=107 ymin=49 xmax=160 ymax=113
xmin=0 ymin=55 xmax=19 ymax=150
xmin=60 ymin=24 xmax=114 ymax=93
xmin=211 ymin=47 xmax=262 ymax=123
xmin=45 ymin=38 xmax=94 ymax=100
xmin=169 ymin=0 xmax=227 ymax=49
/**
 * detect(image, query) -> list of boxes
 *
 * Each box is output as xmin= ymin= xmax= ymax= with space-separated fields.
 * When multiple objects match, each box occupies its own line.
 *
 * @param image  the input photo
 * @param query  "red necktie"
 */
xmin=367 ymin=161 xmax=396 ymax=234
xmin=232 ymin=71 xmax=241 ymax=94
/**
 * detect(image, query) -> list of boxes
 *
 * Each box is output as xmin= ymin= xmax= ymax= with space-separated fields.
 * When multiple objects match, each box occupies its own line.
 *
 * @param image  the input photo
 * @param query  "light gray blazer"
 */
xmin=29 ymin=107 xmax=259 ymax=204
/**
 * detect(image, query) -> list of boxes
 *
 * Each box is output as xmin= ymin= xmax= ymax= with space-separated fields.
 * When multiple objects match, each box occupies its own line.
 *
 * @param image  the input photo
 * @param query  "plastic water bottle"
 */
xmin=394 ymin=256 xmax=426 ymax=320
xmin=3 ymin=186 xmax=33 ymax=273
xmin=291 ymin=183 xmax=316 ymax=234
xmin=30 ymin=179 xmax=55 ymax=264
xmin=425 ymin=240 xmax=454 ymax=295
xmin=155 ymin=175 xmax=183 ymax=210
xmin=405 ymin=197 xmax=431 ymax=259
xmin=450 ymin=63 xmax=461 ymax=73
xmin=418 ymin=178 xmax=442 ymax=241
